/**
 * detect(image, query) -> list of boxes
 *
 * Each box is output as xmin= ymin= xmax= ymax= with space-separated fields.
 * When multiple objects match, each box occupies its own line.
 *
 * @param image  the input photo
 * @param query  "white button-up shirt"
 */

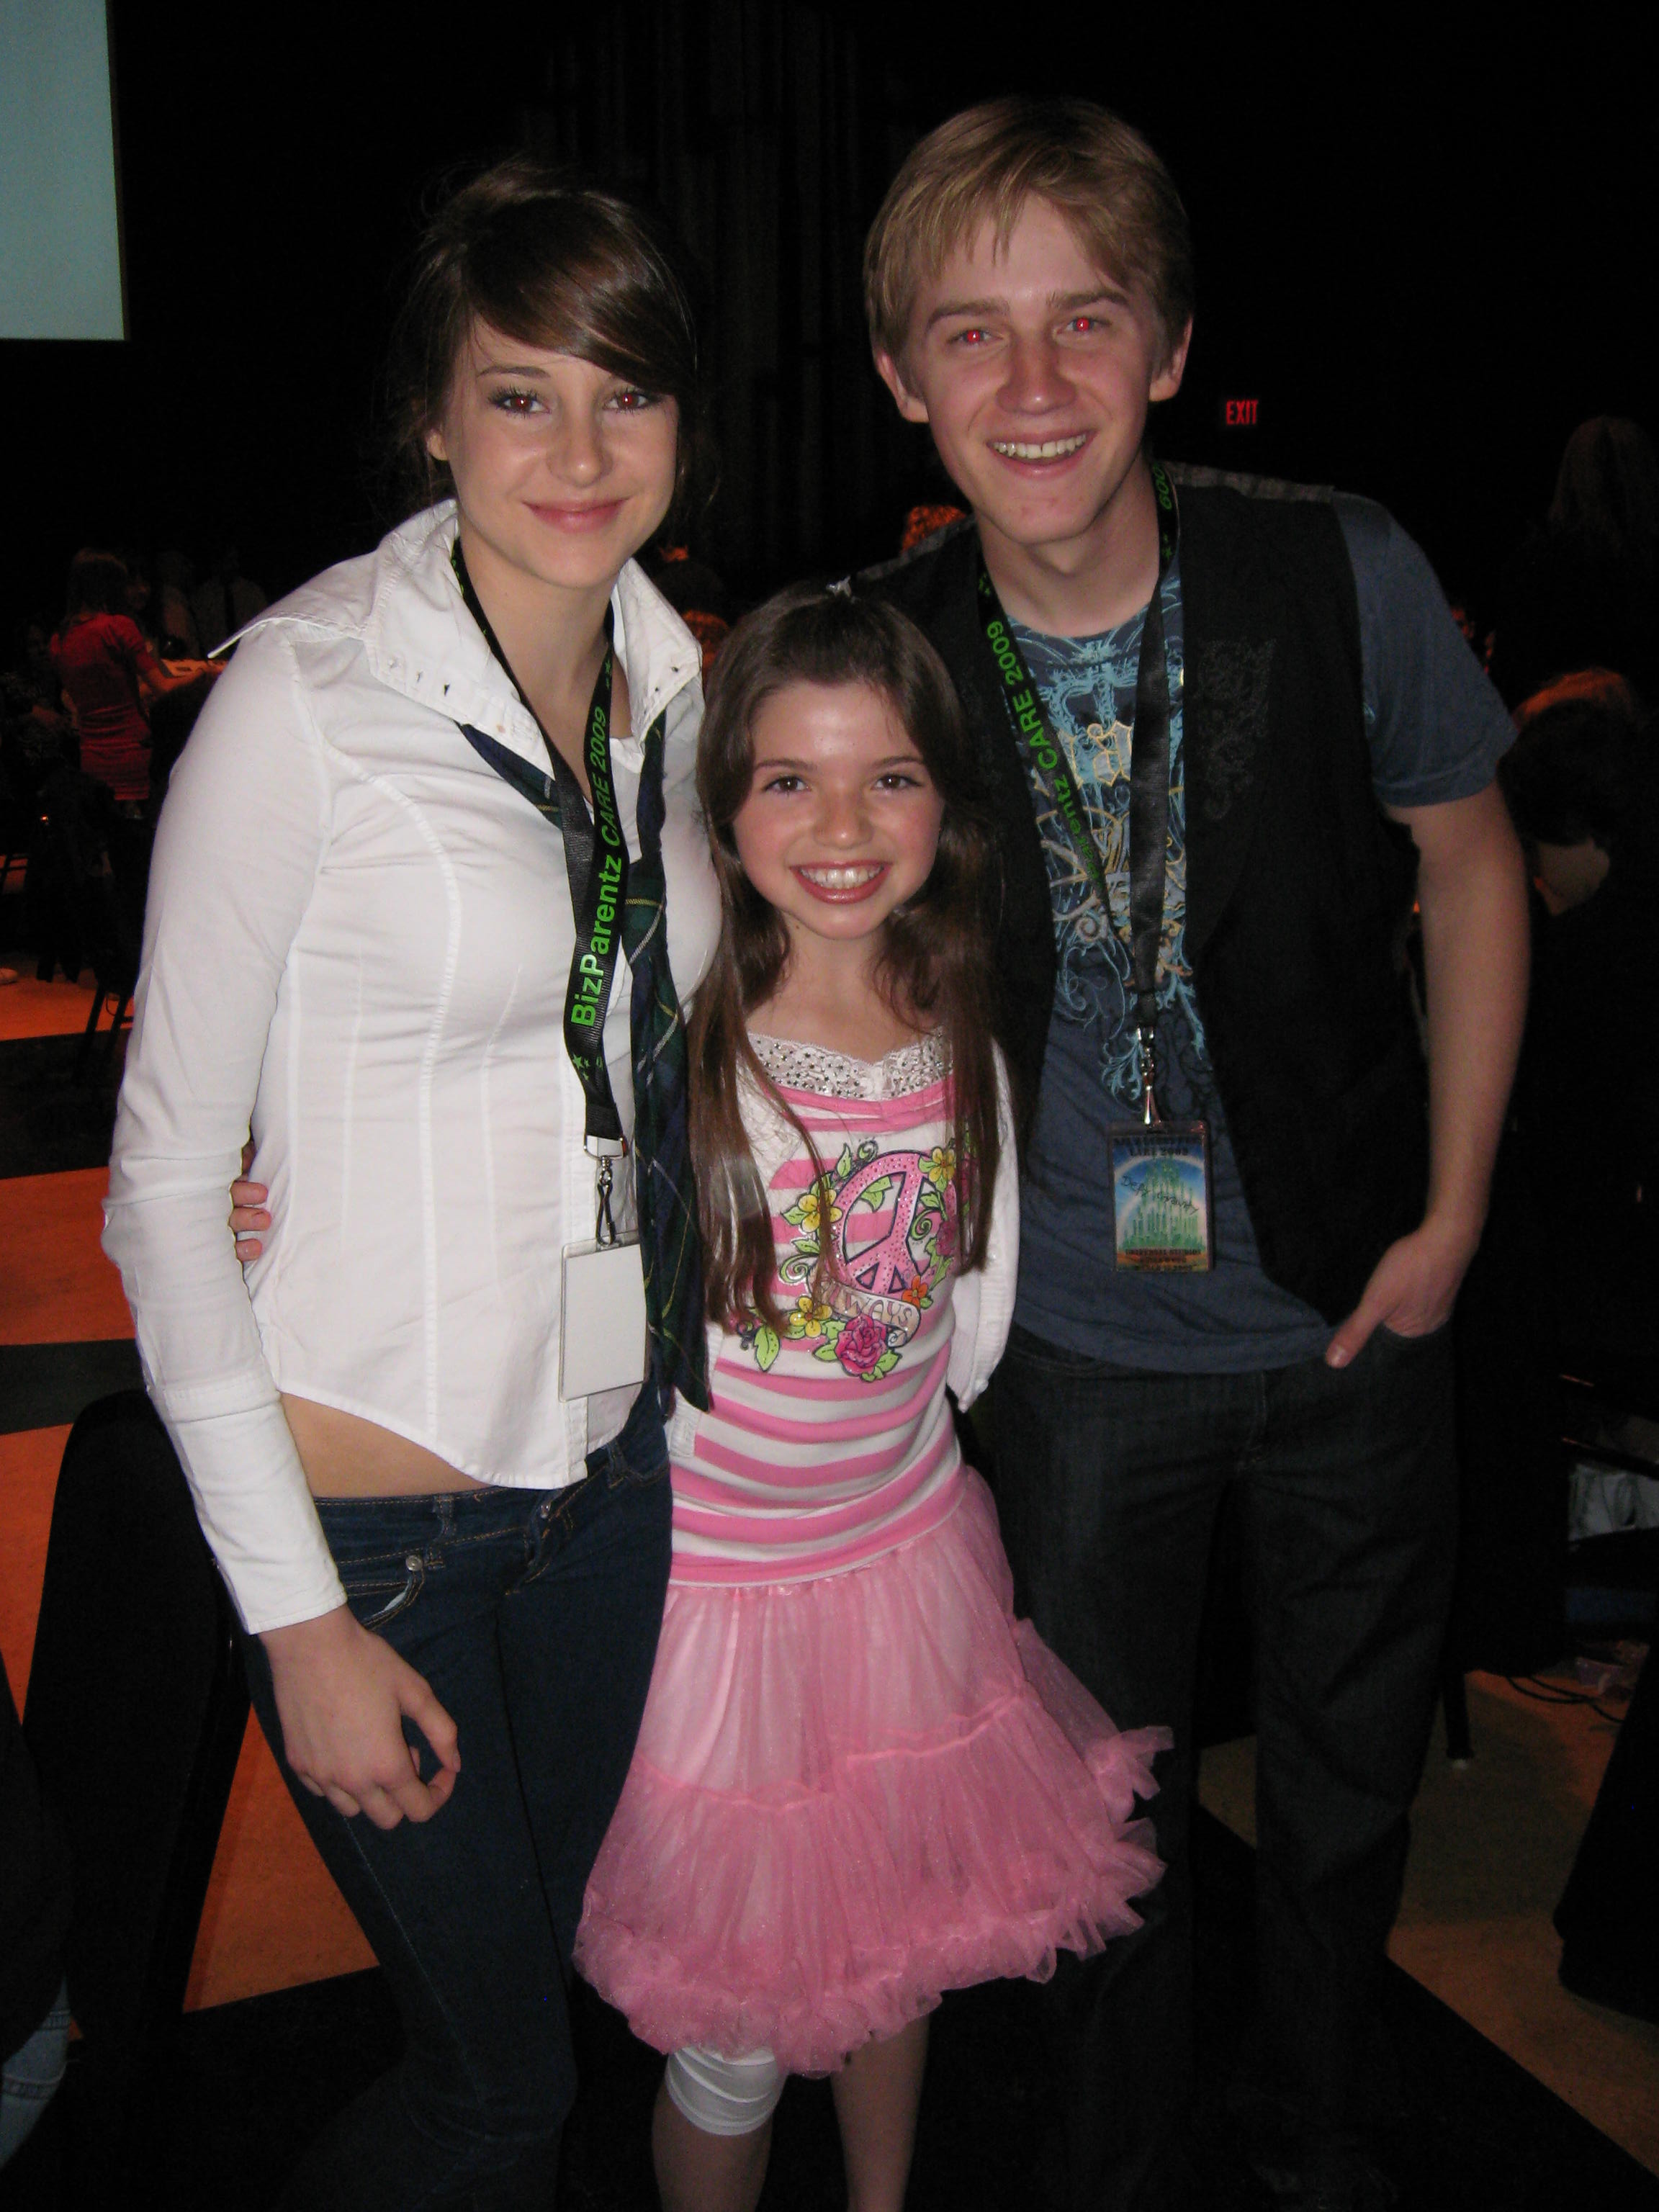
xmin=104 ymin=504 xmax=721 ymax=1634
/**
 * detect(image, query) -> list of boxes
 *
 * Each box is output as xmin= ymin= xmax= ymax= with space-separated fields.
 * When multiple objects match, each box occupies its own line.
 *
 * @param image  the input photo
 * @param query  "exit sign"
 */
xmin=1222 ymin=397 xmax=1260 ymax=427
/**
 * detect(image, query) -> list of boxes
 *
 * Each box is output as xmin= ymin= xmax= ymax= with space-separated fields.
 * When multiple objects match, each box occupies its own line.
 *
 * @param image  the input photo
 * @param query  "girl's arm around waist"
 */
xmin=947 ymin=1048 xmax=1019 ymax=1411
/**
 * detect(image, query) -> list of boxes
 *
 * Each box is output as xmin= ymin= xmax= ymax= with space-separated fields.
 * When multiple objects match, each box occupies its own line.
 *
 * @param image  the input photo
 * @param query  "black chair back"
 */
xmin=22 ymin=1390 xmax=249 ymax=2200
xmin=1556 ymin=1642 xmax=1659 ymax=2020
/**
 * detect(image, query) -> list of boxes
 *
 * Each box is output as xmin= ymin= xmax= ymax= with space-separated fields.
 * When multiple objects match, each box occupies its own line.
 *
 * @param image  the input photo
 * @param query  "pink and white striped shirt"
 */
xmin=665 ymin=1034 xmax=1018 ymax=1585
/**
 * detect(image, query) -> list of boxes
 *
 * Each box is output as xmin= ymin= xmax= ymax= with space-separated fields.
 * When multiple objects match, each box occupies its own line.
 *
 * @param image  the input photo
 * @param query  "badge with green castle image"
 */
xmin=1107 ymin=1123 xmax=1213 ymax=1271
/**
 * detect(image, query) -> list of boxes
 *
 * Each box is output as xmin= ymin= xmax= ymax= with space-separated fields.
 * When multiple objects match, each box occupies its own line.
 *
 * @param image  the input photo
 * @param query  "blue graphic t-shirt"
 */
xmin=1011 ymin=501 xmax=1516 ymax=1371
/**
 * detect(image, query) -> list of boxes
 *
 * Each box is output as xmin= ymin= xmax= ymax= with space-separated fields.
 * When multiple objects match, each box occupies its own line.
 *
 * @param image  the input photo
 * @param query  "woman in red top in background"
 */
xmin=50 ymin=549 xmax=204 ymax=806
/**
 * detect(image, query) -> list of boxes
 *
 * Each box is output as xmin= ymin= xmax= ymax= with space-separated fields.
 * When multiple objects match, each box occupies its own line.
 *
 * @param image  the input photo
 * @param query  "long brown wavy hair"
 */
xmin=690 ymin=586 xmax=1005 ymax=1329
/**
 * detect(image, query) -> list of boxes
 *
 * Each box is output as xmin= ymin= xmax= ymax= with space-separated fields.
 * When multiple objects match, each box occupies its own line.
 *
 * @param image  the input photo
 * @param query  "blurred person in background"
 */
xmin=638 ymin=540 xmax=731 ymax=669
xmin=190 ymin=540 xmax=268 ymax=653
xmin=1 ymin=619 xmax=73 ymax=783
xmin=154 ymin=550 xmax=204 ymax=659
xmin=1491 ymin=417 xmax=1659 ymax=711
xmin=49 ymin=549 xmax=212 ymax=809
xmin=1498 ymin=667 xmax=1658 ymax=1389
xmin=120 ymin=548 xmax=157 ymax=644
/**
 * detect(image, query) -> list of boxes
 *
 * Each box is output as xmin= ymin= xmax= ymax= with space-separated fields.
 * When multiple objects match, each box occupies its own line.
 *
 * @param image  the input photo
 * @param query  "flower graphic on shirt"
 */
xmin=785 ymin=1293 xmax=832 ymax=1339
xmin=921 ymin=1145 xmax=956 ymax=1192
xmin=786 ymin=1184 xmax=841 ymax=1241
xmin=835 ymin=1312 xmax=889 ymax=1375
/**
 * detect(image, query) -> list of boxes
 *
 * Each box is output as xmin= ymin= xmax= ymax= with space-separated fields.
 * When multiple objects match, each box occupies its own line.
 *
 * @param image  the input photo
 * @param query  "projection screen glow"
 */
xmin=0 ymin=0 xmax=125 ymax=341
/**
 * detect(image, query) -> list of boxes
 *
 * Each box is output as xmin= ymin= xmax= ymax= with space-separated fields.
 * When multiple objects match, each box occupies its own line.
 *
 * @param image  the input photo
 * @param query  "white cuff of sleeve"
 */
xmin=164 ymin=1401 xmax=346 ymax=1635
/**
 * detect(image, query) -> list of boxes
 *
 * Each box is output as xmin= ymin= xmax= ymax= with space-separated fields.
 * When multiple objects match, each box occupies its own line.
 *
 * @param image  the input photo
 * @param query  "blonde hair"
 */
xmin=864 ymin=96 xmax=1193 ymax=369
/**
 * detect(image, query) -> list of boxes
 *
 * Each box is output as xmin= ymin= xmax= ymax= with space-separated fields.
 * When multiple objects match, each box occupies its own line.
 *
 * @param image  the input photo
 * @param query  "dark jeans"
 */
xmin=243 ymin=1388 xmax=673 ymax=2212
xmin=988 ymin=1323 xmax=1457 ymax=2211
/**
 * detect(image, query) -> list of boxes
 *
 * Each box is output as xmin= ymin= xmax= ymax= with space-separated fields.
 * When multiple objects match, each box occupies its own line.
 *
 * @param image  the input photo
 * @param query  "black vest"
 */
xmin=857 ymin=473 xmax=1429 ymax=1323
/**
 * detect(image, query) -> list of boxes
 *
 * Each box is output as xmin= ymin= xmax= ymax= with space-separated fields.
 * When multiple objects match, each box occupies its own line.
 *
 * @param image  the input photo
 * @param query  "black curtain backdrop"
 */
xmin=526 ymin=4 xmax=913 ymax=590
xmin=0 ymin=3 xmax=1652 ymax=629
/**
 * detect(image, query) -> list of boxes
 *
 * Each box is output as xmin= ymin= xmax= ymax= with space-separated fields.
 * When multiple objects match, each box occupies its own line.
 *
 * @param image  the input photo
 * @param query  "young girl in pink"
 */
xmin=574 ymin=586 xmax=1167 ymax=2212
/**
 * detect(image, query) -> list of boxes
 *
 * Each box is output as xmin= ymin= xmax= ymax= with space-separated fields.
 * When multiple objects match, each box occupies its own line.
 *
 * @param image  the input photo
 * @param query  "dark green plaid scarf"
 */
xmin=461 ymin=719 xmax=710 ymax=1414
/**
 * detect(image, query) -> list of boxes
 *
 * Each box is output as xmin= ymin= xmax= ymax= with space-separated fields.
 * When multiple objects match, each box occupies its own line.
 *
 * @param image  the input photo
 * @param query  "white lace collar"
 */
xmin=748 ymin=1030 xmax=948 ymax=1101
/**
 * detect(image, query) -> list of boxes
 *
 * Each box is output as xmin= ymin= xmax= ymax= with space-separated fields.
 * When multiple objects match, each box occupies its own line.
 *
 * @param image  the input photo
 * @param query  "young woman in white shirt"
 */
xmin=103 ymin=161 xmax=721 ymax=2208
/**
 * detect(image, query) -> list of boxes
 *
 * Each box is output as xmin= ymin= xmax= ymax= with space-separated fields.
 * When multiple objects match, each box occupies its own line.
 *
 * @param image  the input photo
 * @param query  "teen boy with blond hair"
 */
xmin=858 ymin=98 xmax=1527 ymax=2211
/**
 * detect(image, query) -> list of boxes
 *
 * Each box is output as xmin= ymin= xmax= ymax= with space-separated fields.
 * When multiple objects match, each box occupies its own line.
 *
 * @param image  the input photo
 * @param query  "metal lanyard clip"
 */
xmin=1137 ymin=1020 xmax=1162 ymax=1126
xmin=588 ymin=1133 xmax=629 ymax=1248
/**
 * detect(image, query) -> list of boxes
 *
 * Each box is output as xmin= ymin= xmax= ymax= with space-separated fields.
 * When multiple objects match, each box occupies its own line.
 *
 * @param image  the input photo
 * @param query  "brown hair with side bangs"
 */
xmin=691 ymin=586 xmax=1004 ymax=1330
xmin=386 ymin=155 xmax=706 ymax=526
xmin=864 ymin=96 xmax=1194 ymax=369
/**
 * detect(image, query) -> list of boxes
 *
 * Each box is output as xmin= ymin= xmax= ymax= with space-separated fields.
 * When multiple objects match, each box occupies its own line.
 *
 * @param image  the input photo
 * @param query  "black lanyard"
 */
xmin=452 ymin=541 xmax=631 ymax=1164
xmin=978 ymin=457 xmax=1180 ymax=1120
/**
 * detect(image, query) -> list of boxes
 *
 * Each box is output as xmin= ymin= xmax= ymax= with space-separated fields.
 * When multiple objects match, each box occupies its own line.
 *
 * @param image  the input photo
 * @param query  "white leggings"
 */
xmin=663 ymin=2044 xmax=786 ymax=2137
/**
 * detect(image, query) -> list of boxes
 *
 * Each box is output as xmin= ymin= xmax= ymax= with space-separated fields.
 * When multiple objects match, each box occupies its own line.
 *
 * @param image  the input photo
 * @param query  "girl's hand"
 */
xmin=230 ymin=1137 xmax=271 ymax=1260
xmin=259 ymin=1604 xmax=461 ymax=1829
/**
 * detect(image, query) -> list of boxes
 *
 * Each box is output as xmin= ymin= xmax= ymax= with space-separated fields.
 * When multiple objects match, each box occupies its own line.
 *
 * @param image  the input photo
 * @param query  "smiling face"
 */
xmin=730 ymin=680 xmax=945 ymax=967
xmin=427 ymin=320 xmax=680 ymax=600
xmin=875 ymin=196 xmax=1189 ymax=590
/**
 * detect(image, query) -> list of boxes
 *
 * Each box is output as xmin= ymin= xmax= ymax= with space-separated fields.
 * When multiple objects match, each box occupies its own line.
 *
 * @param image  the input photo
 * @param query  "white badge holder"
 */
xmin=559 ymin=1140 xmax=649 ymax=1399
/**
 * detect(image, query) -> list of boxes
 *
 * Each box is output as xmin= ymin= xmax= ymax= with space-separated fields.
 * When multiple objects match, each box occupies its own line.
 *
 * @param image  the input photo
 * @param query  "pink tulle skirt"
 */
xmin=575 ymin=1470 xmax=1169 ymax=2074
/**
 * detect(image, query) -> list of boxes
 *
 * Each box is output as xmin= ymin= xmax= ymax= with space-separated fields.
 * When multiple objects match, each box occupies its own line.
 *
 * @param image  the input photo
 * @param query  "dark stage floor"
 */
xmin=5 ymin=1811 xmax=1655 ymax=2211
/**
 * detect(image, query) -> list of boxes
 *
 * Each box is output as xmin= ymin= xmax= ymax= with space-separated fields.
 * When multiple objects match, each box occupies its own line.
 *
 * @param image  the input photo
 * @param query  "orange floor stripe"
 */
xmin=187 ymin=1718 xmax=376 ymax=2008
xmin=0 ymin=974 xmax=103 ymax=1043
xmin=0 ymin=1170 xmax=133 ymax=1344
xmin=0 ymin=1424 xmax=63 ymax=1697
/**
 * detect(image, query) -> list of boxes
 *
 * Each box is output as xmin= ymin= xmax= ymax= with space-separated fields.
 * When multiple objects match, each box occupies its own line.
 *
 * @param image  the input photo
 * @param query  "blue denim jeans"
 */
xmin=242 ymin=1387 xmax=672 ymax=2212
xmin=0 ymin=1978 xmax=70 ymax=2170
xmin=988 ymin=1323 xmax=1457 ymax=2209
